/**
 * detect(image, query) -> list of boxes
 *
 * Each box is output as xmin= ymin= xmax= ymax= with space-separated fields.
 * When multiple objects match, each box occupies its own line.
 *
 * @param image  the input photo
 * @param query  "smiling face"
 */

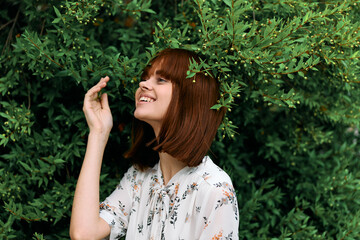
xmin=134 ymin=69 xmax=173 ymax=136
xmin=125 ymin=49 xmax=226 ymax=169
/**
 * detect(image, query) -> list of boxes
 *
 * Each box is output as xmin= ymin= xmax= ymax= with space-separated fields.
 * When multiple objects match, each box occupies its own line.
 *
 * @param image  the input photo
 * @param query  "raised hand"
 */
xmin=83 ymin=76 xmax=113 ymax=135
xmin=71 ymin=77 xmax=114 ymax=238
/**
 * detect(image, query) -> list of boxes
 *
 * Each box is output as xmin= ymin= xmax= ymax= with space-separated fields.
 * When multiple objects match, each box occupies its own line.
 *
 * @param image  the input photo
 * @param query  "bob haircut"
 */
xmin=124 ymin=48 xmax=226 ymax=170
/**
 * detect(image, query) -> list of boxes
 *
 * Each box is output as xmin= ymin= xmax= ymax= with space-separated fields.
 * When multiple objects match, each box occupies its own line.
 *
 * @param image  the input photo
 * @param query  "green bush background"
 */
xmin=1 ymin=0 xmax=360 ymax=239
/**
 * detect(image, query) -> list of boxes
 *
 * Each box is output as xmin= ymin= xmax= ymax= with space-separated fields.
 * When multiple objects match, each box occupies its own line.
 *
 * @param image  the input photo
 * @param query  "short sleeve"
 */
xmin=199 ymin=182 xmax=239 ymax=240
xmin=99 ymin=167 xmax=136 ymax=239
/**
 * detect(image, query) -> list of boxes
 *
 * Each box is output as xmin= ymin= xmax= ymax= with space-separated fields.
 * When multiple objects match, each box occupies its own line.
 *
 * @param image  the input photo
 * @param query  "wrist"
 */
xmin=88 ymin=130 xmax=110 ymax=142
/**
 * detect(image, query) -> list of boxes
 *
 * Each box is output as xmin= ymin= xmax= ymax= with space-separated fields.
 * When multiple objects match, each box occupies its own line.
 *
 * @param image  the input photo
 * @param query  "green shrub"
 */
xmin=1 ymin=0 xmax=359 ymax=239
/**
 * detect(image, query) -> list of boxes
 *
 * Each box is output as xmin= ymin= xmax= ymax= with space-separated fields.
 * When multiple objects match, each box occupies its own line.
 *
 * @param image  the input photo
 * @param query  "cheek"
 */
xmin=135 ymin=88 xmax=140 ymax=103
xmin=165 ymin=86 xmax=173 ymax=105
xmin=161 ymin=93 xmax=173 ymax=114
xmin=166 ymin=94 xmax=172 ymax=106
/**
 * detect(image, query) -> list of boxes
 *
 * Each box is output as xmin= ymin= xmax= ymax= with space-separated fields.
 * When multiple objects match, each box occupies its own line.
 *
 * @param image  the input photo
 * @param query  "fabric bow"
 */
xmin=147 ymin=182 xmax=176 ymax=239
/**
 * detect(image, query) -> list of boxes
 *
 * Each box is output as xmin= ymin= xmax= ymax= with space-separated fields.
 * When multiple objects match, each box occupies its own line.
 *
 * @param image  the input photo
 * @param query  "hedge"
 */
xmin=1 ymin=0 xmax=360 ymax=239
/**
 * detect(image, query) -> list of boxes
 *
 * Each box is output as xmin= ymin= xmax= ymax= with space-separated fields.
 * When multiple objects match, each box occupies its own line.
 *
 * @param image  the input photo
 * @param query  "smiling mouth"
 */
xmin=139 ymin=96 xmax=156 ymax=103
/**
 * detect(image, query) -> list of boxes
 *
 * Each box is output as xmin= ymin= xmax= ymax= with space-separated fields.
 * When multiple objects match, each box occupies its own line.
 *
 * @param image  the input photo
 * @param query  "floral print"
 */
xmin=99 ymin=156 xmax=239 ymax=240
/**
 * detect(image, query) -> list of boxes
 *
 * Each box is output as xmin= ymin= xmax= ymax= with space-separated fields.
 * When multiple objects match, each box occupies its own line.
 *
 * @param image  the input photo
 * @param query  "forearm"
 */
xmin=70 ymin=131 xmax=110 ymax=238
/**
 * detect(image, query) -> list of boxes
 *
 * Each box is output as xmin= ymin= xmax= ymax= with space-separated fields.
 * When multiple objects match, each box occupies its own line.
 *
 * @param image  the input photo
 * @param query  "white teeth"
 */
xmin=140 ymin=96 xmax=155 ymax=102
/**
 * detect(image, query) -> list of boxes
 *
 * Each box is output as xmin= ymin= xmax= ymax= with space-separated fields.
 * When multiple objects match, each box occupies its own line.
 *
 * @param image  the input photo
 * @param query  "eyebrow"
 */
xmin=154 ymin=70 xmax=166 ymax=78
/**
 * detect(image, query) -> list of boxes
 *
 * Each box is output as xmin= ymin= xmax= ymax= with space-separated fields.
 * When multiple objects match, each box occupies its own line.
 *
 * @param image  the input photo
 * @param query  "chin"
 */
xmin=134 ymin=111 xmax=162 ymax=130
xmin=134 ymin=111 xmax=151 ymax=124
xmin=134 ymin=109 xmax=145 ymax=121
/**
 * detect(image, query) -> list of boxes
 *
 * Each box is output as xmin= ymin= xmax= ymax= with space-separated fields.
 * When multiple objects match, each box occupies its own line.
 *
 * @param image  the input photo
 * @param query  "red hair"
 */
xmin=124 ymin=48 xmax=226 ymax=170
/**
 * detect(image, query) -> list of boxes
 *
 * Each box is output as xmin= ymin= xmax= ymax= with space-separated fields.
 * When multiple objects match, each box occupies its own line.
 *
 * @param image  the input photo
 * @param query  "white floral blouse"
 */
xmin=99 ymin=156 xmax=239 ymax=240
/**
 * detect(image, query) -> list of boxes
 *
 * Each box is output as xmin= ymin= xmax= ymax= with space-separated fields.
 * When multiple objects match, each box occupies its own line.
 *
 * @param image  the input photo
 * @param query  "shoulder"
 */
xmin=192 ymin=157 xmax=238 ymax=212
xmin=195 ymin=156 xmax=234 ymax=188
xmin=190 ymin=156 xmax=236 ymax=200
xmin=121 ymin=163 xmax=158 ymax=185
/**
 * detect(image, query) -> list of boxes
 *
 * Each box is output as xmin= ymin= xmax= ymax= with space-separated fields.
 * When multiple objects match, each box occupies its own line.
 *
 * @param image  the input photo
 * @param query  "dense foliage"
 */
xmin=1 ymin=0 xmax=360 ymax=239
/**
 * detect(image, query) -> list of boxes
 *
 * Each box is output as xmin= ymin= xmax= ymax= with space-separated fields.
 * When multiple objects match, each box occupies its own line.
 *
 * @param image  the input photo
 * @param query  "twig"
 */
xmin=174 ymin=0 xmax=177 ymax=16
xmin=339 ymin=220 xmax=359 ymax=240
xmin=2 ymin=9 xmax=20 ymax=55
xmin=263 ymin=62 xmax=319 ymax=75
xmin=40 ymin=18 xmax=46 ymax=36
xmin=195 ymin=0 xmax=220 ymax=59
xmin=0 ymin=19 xmax=14 ymax=31
xmin=5 ymin=207 xmax=44 ymax=222
xmin=25 ymin=78 xmax=31 ymax=110
xmin=263 ymin=50 xmax=309 ymax=65
xmin=26 ymin=36 xmax=64 ymax=68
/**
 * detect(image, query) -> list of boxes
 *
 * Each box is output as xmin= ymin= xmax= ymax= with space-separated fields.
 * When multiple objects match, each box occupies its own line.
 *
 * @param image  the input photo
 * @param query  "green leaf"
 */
xmin=53 ymin=6 xmax=61 ymax=18
xmin=0 ymin=112 xmax=9 ymax=119
xmin=223 ymin=0 xmax=232 ymax=8
xmin=19 ymin=161 xmax=32 ymax=172
xmin=52 ymin=18 xmax=61 ymax=24
xmin=210 ymin=104 xmax=223 ymax=110
xmin=53 ymin=159 xmax=65 ymax=164
xmin=143 ymin=8 xmax=156 ymax=14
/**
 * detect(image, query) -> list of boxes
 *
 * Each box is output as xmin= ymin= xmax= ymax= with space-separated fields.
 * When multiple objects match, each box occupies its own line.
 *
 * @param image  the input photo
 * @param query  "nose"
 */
xmin=139 ymin=79 xmax=152 ymax=90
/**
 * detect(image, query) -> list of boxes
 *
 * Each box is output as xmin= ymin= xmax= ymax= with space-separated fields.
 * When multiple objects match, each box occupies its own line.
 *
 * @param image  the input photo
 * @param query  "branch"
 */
xmin=262 ymin=93 xmax=294 ymax=102
xmin=0 ymin=19 xmax=14 ymax=31
xmin=339 ymin=220 xmax=359 ymax=240
xmin=263 ymin=50 xmax=310 ymax=65
xmin=25 ymin=78 xmax=31 ymax=110
xmin=263 ymin=62 xmax=319 ymax=75
xmin=40 ymin=18 xmax=46 ymax=36
xmin=5 ymin=207 xmax=45 ymax=222
xmin=2 ymin=9 xmax=20 ymax=55
xmin=195 ymin=0 xmax=220 ymax=59
xmin=26 ymin=36 xmax=64 ymax=68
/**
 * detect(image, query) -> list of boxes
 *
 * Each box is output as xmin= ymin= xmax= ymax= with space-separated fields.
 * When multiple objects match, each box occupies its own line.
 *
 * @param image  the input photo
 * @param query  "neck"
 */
xmin=151 ymin=124 xmax=187 ymax=185
xmin=159 ymin=152 xmax=187 ymax=186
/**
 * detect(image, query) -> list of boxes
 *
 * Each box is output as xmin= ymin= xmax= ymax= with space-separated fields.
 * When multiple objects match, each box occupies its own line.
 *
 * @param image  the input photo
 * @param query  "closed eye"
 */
xmin=158 ymin=78 xmax=167 ymax=83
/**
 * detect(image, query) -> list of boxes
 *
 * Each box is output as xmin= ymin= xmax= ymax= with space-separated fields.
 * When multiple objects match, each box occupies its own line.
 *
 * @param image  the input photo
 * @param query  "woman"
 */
xmin=70 ymin=49 xmax=239 ymax=239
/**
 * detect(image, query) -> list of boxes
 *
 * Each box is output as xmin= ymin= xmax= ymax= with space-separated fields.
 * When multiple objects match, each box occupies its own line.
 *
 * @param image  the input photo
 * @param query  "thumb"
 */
xmin=101 ymin=93 xmax=110 ymax=110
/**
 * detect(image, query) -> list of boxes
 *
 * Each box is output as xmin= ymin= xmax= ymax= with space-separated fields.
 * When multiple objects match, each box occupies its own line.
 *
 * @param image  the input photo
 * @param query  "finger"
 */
xmin=84 ymin=77 xmax=109 ymax=106
xmin=85 ymin=85 xmax=102 ymax=99
xmin=102 ymin=76 xmax=110 ymax=83
xmin=97 ymin=76 xmax=110 ymax=86
xmin=94 ymin=76 xmax=110 ymax=93
xmin=86 ymin=77 xmax=109 ymax=97
xmin=100 ymin=93 xmax=110 ymax=110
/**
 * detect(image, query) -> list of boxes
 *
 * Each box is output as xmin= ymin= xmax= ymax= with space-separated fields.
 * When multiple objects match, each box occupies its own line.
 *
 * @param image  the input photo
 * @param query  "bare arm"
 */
xmin=70 ymin=76 xmax=113 ymax=240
